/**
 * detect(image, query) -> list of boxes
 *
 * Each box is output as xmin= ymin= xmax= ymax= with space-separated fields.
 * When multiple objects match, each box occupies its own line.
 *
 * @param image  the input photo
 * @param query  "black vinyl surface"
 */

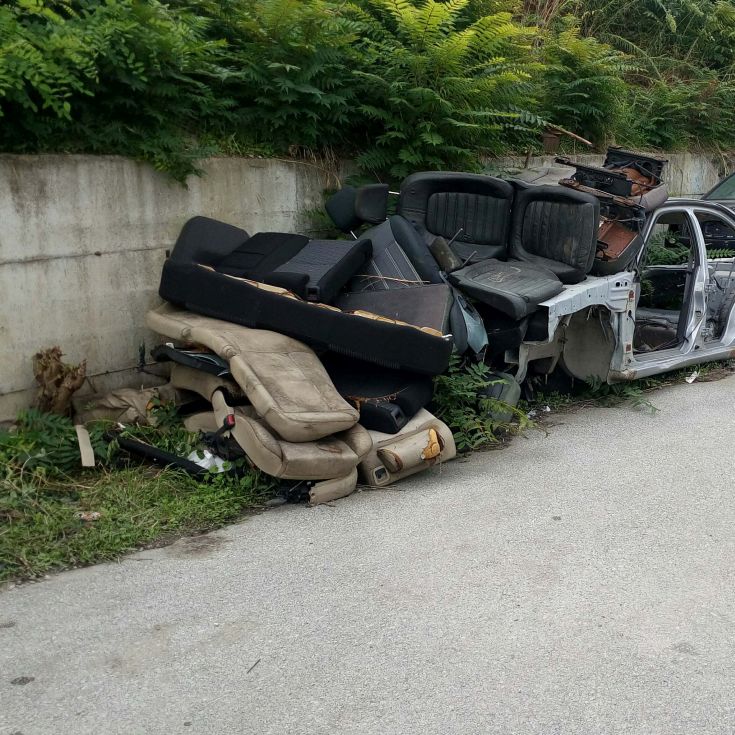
xmin=159 ymin=260 xmax=453 ymax=375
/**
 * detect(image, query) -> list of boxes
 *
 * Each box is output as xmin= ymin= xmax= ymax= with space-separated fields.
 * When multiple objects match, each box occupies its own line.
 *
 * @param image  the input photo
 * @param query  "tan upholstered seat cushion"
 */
xmin=359 ymin=409 xmax=456 ymax=487
xmin=146 ymin=304 xmax=358 ymax=442
xmin=209 ymin=391 xmax=371 ymax=481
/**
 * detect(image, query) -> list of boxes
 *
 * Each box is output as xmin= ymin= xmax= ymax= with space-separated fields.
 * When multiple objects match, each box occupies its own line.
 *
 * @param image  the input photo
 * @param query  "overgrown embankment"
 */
xmin=3 ymin=0 xmax=734 ymax=181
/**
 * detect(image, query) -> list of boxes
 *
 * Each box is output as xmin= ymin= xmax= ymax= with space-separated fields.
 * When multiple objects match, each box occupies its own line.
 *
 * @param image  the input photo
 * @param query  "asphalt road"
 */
xmin=3 ymin=376 xmax=735 ymax=735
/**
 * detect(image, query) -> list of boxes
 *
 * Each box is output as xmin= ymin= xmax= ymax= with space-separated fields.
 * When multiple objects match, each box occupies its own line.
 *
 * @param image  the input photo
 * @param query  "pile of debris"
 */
xmin=63 ymin=150 xmax=669 ymax=505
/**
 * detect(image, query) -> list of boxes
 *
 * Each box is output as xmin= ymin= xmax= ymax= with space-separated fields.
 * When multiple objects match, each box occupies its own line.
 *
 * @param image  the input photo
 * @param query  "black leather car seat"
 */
xmin=448 ymin=186 xmax=599 ymax=320
xmin=397 ymin=172 xmax=515 ymax=263
xmin=508 ymin=186 xmax=600 ymax=285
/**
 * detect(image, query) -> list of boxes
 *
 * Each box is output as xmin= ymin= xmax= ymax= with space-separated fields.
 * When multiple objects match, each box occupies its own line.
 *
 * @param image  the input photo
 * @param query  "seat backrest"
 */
xmin=509 ymin=186 xmax=599 ymax=278
xmin=171 ymin=216 xmax=250 ymax=265
xmin=397 ymin=172 xmax=515 ymax=259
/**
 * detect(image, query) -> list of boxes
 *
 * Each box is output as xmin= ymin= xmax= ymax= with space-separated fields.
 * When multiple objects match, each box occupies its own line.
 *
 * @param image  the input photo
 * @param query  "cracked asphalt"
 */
xmin=2 ymin=376 xmax=735 ymax=735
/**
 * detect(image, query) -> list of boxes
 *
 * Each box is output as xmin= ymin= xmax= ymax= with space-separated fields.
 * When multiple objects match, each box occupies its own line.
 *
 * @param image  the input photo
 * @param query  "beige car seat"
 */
xmin=146 ymin=303 xmax=358 ymax=442
xmin=359 ymin=409 xmax=456 ymax=487
xmin=170 ymin=364 xmax=371 ymax=505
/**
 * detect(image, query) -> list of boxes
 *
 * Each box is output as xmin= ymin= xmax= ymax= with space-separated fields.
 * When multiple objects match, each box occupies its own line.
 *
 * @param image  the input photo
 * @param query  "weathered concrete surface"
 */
xmin=0 ymin=155 xmax=342 ymax=419
xmin=3 ymin=376 xmax=735 ymax=735
xmin=491 ymin=151 xmax=726 ymax=196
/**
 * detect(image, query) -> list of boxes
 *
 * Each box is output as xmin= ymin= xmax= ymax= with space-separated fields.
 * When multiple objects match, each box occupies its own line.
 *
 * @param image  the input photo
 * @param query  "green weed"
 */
xmin=433 ymin=356 xmax=532 ymax=452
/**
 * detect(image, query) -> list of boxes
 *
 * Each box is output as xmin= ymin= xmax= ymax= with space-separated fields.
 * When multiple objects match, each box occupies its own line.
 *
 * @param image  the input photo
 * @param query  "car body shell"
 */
xmin=510 ymin=199 xmax=735 ymax=383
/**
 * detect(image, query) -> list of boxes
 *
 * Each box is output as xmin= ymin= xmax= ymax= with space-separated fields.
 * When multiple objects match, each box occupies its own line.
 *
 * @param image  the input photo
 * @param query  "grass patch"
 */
xmin=0 ymin=406 xmax=274 ymax=583
xmin=0 ymin=466 xmax=272 ymax=583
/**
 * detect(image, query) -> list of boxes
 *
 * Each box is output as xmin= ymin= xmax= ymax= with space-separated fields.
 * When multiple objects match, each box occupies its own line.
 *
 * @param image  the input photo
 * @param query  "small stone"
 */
xmin=10 ymin=676 xmax=34 ymax=686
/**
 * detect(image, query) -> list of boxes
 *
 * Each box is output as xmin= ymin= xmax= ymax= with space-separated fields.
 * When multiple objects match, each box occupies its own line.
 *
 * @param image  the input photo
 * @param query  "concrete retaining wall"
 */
xmin=0 ymin=151 xmax=730 ymax=420
xmin=489 ymin=151 xmax=726 ymax=196
xmin=0 ymin=155 xmax=343 ymax=419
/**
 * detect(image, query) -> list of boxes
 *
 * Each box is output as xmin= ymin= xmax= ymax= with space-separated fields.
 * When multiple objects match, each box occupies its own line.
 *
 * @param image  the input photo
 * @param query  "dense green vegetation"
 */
xmin=1 ymin=0 xmax=734 ymax=180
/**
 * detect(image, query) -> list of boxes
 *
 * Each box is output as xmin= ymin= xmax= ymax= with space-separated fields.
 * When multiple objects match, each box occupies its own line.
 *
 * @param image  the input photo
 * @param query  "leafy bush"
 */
xmin=623 ymin=75 xmax=735 ymax=151
xmin=172 ymin=0 xmax=362 ymax=154
xmin=3 ymin=0 xmax=735 ymax=178
xmin=0 ymin=0 xmax=230 ymax=179
xmin=540 ymin=21 xmax=631 ymax=146
xmin=353 ymin=0 xmax=543 ymax=180
xmin=432 ymin=356 xmax=531 ymax=451
xmin=573 ymin=0 xmax=735 ymax=151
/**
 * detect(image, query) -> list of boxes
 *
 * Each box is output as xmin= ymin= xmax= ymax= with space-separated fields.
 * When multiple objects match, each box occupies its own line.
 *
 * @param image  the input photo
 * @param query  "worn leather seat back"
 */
xmin=509 ymin=186 xmax=600 ymax=284
xmin=398 ymin=172 xmax=515 ymax=263
xmin=147 ymin=304 xmax=359 ymax=442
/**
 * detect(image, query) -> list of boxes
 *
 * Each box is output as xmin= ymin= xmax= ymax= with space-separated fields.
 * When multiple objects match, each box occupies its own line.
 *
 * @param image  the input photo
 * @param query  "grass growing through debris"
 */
xmin=433 ymin=356 xmax=534 ymax=452
xmin=5 ymin=359 xmax=734 ymax=583
xmin=526 ymin=360 xmax=735 ymax=417
xmin=0 ymin=410 xmax=273 ymax=583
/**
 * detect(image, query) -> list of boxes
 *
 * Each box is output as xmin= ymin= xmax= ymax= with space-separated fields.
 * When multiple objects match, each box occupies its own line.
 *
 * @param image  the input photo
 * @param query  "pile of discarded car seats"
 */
xmin=136 ymin=151 xmax=666 ymax=504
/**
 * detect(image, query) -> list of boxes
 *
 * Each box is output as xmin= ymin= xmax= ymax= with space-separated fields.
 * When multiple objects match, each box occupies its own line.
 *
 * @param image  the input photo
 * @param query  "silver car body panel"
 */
xmin=508 ymin=200 xmax=735 ymax=383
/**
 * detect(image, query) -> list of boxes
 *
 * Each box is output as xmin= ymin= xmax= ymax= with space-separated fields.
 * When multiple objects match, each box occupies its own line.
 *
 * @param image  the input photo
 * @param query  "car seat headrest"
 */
xmin=326 ymin=184 xmax=389 ymax=233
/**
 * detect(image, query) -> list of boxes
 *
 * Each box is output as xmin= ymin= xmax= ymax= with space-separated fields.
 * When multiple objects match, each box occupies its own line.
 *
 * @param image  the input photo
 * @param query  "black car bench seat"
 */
xmin=159 ymin=219 xmax=453 ymax=376
xmin=398 ymin=172 xmax=514 ymax=263
xmin=175 ymin=216 xmax=372 ymax=304
xmin=449 ymin=260 xmax=563 ymax=321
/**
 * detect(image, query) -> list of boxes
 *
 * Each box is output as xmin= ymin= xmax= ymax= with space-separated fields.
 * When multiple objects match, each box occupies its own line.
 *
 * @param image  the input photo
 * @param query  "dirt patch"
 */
xmin=169 ymin=534 xmax=230 ymax=558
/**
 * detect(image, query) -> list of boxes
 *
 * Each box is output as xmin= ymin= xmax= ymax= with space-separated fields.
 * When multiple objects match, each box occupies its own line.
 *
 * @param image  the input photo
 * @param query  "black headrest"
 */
xmin=325 ymin=184 xmax=389 ymax=232
xmin=170 ymin=216 xmax=249 ymax=265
